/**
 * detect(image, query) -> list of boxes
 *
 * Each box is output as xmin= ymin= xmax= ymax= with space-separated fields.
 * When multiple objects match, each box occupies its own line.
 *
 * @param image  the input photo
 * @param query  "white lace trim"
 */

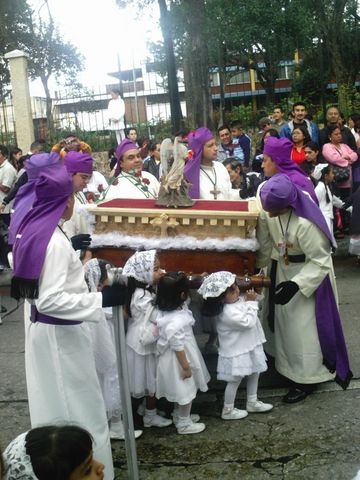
xmin=3 ymin=432 xmax=37 ymax=479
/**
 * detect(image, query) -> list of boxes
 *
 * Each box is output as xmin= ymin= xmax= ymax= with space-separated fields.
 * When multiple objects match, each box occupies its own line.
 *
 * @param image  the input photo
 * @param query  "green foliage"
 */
xmin=227 ymin=105 xmax=257 ymax=129
xmin=47 ymin=129 xmax=112 ymax=153
xmin=0 ymin=0 xmax=33 ymax=99
xmin=26 ymin=19 xmax=84 ymax=85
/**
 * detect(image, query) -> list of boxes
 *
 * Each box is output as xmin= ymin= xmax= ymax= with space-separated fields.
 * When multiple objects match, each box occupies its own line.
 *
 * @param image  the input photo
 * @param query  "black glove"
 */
xmin=71 ymin=234 xmax=91 ymax=251
xmin=274 ymin=281 xmax=299 ymax=305
xmin=102 ymin=284 xmax=127 ymax=307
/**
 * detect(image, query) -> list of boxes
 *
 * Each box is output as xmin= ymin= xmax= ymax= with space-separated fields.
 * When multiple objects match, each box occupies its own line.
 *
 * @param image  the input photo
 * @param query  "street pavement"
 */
xmin=1 ymin=240 xmax=360 ymax=479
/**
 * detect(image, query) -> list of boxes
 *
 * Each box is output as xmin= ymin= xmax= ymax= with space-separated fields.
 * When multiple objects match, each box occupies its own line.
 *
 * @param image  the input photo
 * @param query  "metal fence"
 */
xmin=0 ymin=60 xmax=308 ymax=151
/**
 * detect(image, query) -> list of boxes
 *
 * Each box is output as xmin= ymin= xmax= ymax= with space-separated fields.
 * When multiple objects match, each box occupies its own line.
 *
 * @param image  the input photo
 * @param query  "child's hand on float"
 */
xmin=245 ymin=288 xmax=257 ymax=301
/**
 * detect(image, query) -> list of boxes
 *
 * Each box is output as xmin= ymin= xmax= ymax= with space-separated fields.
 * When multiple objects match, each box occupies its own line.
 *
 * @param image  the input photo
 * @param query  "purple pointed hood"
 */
xmin=184 ymin=127 xmax=214 ymax=198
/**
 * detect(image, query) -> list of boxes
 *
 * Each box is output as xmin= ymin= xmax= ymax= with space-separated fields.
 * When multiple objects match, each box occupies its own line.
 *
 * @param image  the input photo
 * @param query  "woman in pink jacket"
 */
xmin=322 ymin=124 xmax=358 ymax=200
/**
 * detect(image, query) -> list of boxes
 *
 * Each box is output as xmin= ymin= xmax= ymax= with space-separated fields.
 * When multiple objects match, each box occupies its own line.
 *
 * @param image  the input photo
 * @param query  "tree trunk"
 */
xmin=217 ymin=43 xmax=227 ymax=127
xmin=182 ymin=0 xmax=213 ymax=130
xmin=158 ymin=0 xmax=183 ymax=134
xmin=41 ymin=75 xmax=53 ymax=134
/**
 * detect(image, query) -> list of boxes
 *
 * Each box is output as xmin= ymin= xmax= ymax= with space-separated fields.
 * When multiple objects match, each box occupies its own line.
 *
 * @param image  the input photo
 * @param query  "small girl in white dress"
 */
xmin=314 ymin=163 xmax=344 ymax=234
xmin=154 ymin=272 xmax=210 ymax=435
xmin=199 ymin=271 xmax=273 ymax=420
xmin=123 ymin=250 xmax=172 ymax=429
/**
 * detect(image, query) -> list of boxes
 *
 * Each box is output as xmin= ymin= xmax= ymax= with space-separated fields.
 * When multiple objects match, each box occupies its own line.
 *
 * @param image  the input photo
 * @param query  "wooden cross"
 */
xmin=150 ymin=213 xmax=179 ymax=237
xmin=210 ymin=187 xmax=221 ymax=199
xmin=277 ymin=242 xmax=293 ymax=266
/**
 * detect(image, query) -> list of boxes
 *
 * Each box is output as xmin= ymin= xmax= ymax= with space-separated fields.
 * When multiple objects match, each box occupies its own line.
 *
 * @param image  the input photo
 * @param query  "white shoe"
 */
xmin=172 ymin=412 xmax=200 ymax=426
xmin=109 ymin=421 xmax=143 ymax=440
xmin=246 ymin=400 xmax=273 ymax=413
xmin=143 ymin=413 xmax=172 ymax=428
xmin=137 ymin=402 xmax=167 ymax=417
xmin=221 ymin=407 xmax=248 ymax=420
xmin=177 ymin=420 xmax=206 ymax=435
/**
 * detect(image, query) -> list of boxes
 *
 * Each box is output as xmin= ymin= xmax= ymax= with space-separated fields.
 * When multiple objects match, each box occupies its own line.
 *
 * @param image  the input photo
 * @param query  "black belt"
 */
xmin=267 ymin=255 xmax=306 ymax=332
xmin=287 ymin=254 xmax=306 ymax=263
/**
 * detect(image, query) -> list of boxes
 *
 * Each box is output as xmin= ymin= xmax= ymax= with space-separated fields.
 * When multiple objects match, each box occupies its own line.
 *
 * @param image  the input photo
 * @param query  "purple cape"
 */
xmin=261 ymin=174 xmax=352 ymax=388
xmin=264 ymin=137 xmax=317 ymax=203
xmin=184 ymin=127 xmax=214 ymax=198
xmin=11 ymin=166 xmax=73 ymax=300
xmin=8 ymin=152 xmax=61 ymax=246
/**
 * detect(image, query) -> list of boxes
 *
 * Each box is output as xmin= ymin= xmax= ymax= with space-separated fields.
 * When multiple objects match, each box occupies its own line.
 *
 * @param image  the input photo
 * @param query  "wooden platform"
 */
xmin=88 ymin=198 xmax=259 ymax=240
xmin=92 ymin=247 xmax=256 ymax=275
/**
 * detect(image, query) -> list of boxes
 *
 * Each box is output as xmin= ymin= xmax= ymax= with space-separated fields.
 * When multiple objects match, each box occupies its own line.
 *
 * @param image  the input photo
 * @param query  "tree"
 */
xmin=116 ymin=0 xmax=183 ymax=134
xmin=25 ymin=17 xmax=84 ymax=133
xmin=181 ymin=0 xmax=213 ymax=129
xmin=304 ymin=0 xmax=360 ymax=117
xmin=0 ymin=0 xmax=33 ymax=101
xmin=207 ymin=0 xmax=313 ymax=106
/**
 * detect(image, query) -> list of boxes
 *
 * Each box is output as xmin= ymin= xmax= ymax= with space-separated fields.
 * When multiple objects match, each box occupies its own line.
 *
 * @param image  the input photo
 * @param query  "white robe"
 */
xmin=256 ymin=210 xmax=336 ymax=384
xmin=25 ymin=227 xmax=114 ymax=479
xmin=199 ymin=162 xmax=240 ymax=200
xmin=106 ymin=171 xmax=160 ymax=199
xmin=315 ymin=181 xmax=344 ymax=232
xmin=107 ymin=97 xmax=125 ymax=130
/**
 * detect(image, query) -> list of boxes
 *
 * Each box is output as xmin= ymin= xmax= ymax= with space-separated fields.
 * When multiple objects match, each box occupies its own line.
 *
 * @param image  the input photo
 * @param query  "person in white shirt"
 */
xmin=314 ymin=163 xmax=344 ymax=236
xmin=0 ymin=144 xmax=17 ymax=218
xmin=107 ymin=89 xmax=125 ymax=143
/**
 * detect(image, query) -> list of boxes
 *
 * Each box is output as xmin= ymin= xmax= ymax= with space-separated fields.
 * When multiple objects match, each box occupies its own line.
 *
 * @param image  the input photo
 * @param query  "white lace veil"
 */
xmin=3 ymin=432 xmax=38 ymax=479
xmin=122 ymin=249 xmax=156 ymax=285
xmin=198 ymin=271 xmax=236 ymax=299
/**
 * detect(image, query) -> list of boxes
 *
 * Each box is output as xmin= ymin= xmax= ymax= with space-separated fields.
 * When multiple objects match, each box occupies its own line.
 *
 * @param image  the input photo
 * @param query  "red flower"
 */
xmin=142 ymin=178 xmax=150 ymax=185
xmin=187 ymin=150 xmax=193 ymax=160
xmin=97 ymin=183 xmax=104 ymax=193
xmin=86 ymin=192 xmax=95 ymax=202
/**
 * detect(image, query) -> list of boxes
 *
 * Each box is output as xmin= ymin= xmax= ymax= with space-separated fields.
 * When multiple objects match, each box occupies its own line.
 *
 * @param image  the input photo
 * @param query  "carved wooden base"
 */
xmin=92 ymin=247 xmax=256 ymax=275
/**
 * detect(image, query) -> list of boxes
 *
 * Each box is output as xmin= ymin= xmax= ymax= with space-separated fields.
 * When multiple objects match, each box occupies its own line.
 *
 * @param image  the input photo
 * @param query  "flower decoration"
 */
xmin=97 ymin=183 xmax=104 ymax=193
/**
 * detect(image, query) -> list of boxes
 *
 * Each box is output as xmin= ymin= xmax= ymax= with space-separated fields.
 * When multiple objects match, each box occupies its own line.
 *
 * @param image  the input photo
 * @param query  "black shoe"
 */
xmin=282 ymin=387 xmax=309 ymax=404
xmin=0 ymin=305 xmax=7 ymax=314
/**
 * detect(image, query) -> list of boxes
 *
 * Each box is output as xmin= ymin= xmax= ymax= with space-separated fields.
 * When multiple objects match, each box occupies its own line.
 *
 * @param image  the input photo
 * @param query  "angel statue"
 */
xmin=156 ymin=137 xmax=195 ymax=208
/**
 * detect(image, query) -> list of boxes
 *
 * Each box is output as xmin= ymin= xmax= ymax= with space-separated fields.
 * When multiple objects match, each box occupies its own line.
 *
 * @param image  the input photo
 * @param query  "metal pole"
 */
xmin=132 ymin=56 xmax=140 ymax=125
xmin=113 ymin=305 xmax=139 ymax=480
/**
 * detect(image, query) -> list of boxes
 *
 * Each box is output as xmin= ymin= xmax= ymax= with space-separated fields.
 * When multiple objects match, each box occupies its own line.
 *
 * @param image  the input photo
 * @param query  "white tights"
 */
xmin=176 ymin=402 xmax=192 ymax=418
xmin=223 ymin=372 xmax=260 ymax=408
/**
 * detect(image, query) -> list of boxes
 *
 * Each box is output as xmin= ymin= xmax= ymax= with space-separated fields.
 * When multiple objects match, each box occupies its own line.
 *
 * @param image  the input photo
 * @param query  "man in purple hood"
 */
xmin=184 ymin=127 xmax=239 ymax=200
xmin=256 ymin=174 xmax=351 ymax=403
xmin=11 ymin=165 xmax=127 ymax=479
xmin=62 ymin=151 xmax=94 ymax=251
xmin=262 ymin=136 xmax=317 ymax=203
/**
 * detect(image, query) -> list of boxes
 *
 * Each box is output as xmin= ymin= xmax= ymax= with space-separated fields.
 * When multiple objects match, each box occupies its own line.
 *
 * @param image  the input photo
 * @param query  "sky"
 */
xmin=28 ymin=0 xmax=161 ymax=96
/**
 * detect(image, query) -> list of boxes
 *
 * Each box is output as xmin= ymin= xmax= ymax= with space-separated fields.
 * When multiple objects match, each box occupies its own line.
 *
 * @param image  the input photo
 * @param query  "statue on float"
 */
xmin=156 ymin=137 xmax=195 ymax=208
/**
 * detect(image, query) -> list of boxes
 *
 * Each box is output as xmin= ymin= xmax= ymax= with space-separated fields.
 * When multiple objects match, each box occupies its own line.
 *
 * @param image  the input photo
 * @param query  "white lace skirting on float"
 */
xmin=217 ymin=344 xmax=267 ymax=381
xmin=156 ymin=337 xmax=210 ymax=405
xmin=126 ymin=345 xmax=157 ymax=398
